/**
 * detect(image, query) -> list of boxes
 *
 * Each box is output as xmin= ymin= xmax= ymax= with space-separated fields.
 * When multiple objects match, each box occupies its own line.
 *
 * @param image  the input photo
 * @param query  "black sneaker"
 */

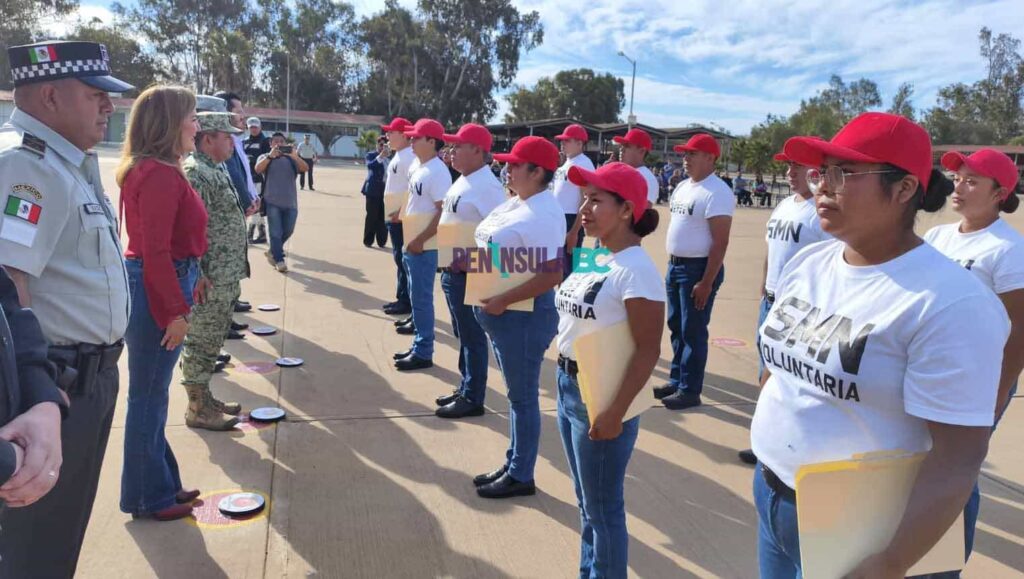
xmin=653 ymin=384 xmax=676 ymax=399
xmin=661 ymin=391 xmax=702 ymax=410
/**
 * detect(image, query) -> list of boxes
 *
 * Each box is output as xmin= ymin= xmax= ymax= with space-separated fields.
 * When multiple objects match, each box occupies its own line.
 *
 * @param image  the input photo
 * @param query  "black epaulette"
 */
xmin=19 ymin=133 xmax=47 ymax=157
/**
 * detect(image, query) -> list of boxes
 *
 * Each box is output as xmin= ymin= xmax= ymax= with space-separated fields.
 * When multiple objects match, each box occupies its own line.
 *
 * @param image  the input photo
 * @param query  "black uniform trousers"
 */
xmin=364 ymin=194 xmax=388 ymax=247
xmin=0 ymin=365 xmax=119 ymax=578
xmin=299 ymin=158 xmax=314 ymax=189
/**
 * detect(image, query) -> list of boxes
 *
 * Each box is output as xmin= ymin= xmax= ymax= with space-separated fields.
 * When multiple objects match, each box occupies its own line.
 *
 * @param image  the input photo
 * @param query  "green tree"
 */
xmin=1 ymin=0 xmax=79 ymax=89
xmin=888 ymin=82 xmax=915 ymax=120
xmin=356 ymin=129 xmax=380 ymax=154
xmin=67 ymin=19 xmax=163 ymax=94
xmin=505 ymin=68 xmax=624 ymax=123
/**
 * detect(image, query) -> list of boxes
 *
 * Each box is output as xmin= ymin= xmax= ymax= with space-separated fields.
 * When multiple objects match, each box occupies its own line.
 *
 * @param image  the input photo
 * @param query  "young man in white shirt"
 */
xmin=738 ymin=150 xmax=830 ymax=465
xmin=296 ymin=134 xmax=318 ymax=191
xmin=658 ymin=134 xmax=735 ymax=410
xmin=431 ymin=123 xmax=507 ymax=418
xmin=613 ymin=128 xmax=659 ymax=207
xmin=395 ymin=119 xmax=453 ymax=371
xmin=552 ymin=124 xmax=595 ymax=279
xmin=380 ymin=117 xmax=415 ymax=316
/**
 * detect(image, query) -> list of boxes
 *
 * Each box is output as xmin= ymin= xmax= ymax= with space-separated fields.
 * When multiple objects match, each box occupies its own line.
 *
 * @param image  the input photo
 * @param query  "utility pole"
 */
xmin=618 ymin=51 xmax=637 ymax=127
xmin=285 ymin=52 xmax=291 ymax=135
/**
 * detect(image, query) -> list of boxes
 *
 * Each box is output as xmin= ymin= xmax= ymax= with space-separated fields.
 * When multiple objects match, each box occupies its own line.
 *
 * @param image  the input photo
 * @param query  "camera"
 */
xmin=279 ymin=145 xmax=293 ymax=155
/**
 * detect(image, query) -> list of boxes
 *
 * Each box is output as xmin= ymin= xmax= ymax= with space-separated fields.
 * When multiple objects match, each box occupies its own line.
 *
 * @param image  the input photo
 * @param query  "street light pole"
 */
xmin=285 ymin=52 xmax=291 ymax=135
xmin=617 ymin=51 xmax=637 ymax=127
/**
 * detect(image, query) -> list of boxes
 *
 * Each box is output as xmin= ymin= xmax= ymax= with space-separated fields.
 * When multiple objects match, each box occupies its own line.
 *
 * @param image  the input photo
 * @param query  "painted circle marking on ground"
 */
xmin=275 ymin=357 xmax=304 ymax=368
xmin=257 ymin=304 xmax=281 ymax=312
xmin=711 ymin=337 xmax=747 ymax=347
xmin=187 ymin=489 xmax=270 ymax=529
xmin=251 ymin=326 xmax=277 ymax=336
xmin=249 ymin=407 xmax=286 ymax=422
xmin=232 ymin=361 xmax=279 ymax=375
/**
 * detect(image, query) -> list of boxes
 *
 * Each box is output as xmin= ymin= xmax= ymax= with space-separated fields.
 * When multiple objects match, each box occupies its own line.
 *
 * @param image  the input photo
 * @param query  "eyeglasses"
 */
xmin=806 ymin=165 xmax=902 ymax=194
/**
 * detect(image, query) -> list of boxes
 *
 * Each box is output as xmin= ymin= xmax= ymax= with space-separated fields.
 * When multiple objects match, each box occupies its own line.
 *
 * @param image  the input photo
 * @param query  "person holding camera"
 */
xmin=362 ymin=136 xmax=390 ymax=248
xmin=255 ymin=133 xmax=308 ymax=273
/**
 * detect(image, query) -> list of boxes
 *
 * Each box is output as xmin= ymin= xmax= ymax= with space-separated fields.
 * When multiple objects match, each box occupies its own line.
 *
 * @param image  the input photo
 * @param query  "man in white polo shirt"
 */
xmin=613 ymin=128 xmax=659 ymax=206
xmin=380 ymin=117 xmax=415 ymax=317
xmin=552 ymin=123 xmax=594 ymax=279
xmin=657 ymin=133 xmax=735 ymax=410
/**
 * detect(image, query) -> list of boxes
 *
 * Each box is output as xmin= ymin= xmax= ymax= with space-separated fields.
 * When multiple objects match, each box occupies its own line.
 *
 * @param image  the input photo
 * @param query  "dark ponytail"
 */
xmin=631 ymin=208 xmax=660 ymax=237
xmin=1001 ymin=189 xmax=1020 ymax=214
xmin=919 ymin=168 xmax=954 ymax=213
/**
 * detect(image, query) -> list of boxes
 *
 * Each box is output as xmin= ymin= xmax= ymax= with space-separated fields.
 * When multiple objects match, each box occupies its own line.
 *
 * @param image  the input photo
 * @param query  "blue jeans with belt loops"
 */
xmin=120 ymin=257 xmax=197 ymax=515
xmin=474 ymin=290 xmax=557 ymax=482
xmin=557 ymin=366 xmax=640 ymax=578
xmin=441 ymin=271 xmax=489 ymax=405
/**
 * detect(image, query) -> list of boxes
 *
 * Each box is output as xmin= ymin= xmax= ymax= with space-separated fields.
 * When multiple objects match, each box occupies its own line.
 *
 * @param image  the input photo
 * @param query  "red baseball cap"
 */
xmin=941 ymin=149 xmax=1019 ymax=194
xmin=493 ymin=136 xmax=560 ymax=171
xmin=442 ymin=123 xmax=493 ymax=152
xmin=673 ymin=133 xmax=720 ymax=159
xmin=784 ymin=112 xmax=933 ymax=190
xmin=568 ymin=162 xmax=648 ymax=223
xmin=554 ymin=124 xmax=589 ymax=142
xmin=381 ymin=117 xmax=412 ymax=132
xmin=404 ymin=118 xmax=445 ymax=140
xmin=612 ymin=128 xmax=653 ymax=151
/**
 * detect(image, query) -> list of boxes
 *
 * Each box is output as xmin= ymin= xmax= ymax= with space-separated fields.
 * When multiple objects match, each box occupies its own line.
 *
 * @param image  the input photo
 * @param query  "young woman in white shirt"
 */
xmin=923 ymin=148 xmax=1024 ymax=566
xmin=555 ymin=162 xmax=664 ymax=577
xmin=472 ymin=136 xmax=566 ymax=499
xmin=752 ymin=113 xmax=1009 ymax=579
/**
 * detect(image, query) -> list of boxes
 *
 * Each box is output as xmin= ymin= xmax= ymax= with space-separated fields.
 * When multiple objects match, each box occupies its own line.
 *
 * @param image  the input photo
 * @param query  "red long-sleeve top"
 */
xmin=121 ymin=159 xmax=208 ymax=329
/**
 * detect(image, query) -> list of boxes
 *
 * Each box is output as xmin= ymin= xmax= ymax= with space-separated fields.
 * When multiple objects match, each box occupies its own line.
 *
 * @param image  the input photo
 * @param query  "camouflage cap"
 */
xmin=196 ymin=94 xmax=227 ymax=112
xmin=197 ymin=112 xmax=243 ymax=134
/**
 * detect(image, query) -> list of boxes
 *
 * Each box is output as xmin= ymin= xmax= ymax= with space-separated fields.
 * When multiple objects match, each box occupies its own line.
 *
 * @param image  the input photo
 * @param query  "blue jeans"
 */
xmin=474 ymin=290 xmax=558 ymax=481
xmin=665 ymin=259 xmax=724 ymax=396
xmin=388 ymin=222 xmax=410 ymax=307
xmin=266 ymin=203 xmax=298 ymax=262
xmin=756 ymin=295 xmax=772 ymax=378
xmin=120 ymin=257 xmax=198 ymax=515
xmin=403 ymin=249 xmax=438 ymax=359
xmin=557 ymin=367 xmax=640 ymax=578
xmin=753 ymin=466 xmax=802 ymax=579
xmin=441 ymin=271 xmax=489 ymax=405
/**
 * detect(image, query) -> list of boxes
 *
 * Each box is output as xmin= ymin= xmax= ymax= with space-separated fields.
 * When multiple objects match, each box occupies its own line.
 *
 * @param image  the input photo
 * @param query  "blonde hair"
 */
xmin=115 ymin=85 xmax=196 ymax=186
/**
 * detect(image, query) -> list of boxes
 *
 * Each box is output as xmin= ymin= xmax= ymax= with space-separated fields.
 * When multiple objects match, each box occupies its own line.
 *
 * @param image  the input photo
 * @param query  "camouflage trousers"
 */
xmin=181 ymin=280 xmax=241 ymax=386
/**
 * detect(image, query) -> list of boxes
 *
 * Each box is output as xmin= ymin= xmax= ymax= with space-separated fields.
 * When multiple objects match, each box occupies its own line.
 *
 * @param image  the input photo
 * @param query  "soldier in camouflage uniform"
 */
xmin=181 ymin=112 xmax=250 ymax=430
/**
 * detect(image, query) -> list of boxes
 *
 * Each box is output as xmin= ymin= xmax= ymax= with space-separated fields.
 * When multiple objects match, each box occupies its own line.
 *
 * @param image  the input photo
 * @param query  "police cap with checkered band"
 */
xmin=8 ymin=41 xmax=134 ymax=92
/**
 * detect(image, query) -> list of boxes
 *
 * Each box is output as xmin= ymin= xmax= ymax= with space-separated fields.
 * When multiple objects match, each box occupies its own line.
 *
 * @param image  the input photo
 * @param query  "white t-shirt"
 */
xmin=405 ymin=156 xmax=452 ymax=216
xmin=665 ymin=174 xmax=735 ymax=257
xmin=637 ymin=166 xmax=660 ymax=205
xmin=475 ymin=189 xmax=566 ymax=262
xmin=924 ymin=218 xmax=1024 ymax=295
xmin=552 ymin=153 xmax=595 ymax=215
xmin=440 ymin=166 xmax=506 ymax=225
xmin=764 ymin=194 xmax=831 ymax=293
xmin=556 ymin=246 xmax=665 ymax=357
xmin=751 ymin=240 xmax=1009 ymax=488
xmin=384 ymin=146 xmax=416 ymax=195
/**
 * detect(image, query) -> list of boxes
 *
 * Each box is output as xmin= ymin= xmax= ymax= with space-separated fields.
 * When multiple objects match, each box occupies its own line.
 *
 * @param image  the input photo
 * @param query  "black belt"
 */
xmin=761 ymin=463 xmax=795 ymax=501
xmin=669 ymin=255 xmax=708 ymax=266
xmin=48 ymin=340 xmax=124 ymax=395
xmin=557 ymin=355 xmax=578 ymax=377
xmin=765 ymin=290 xmax=776 ymax=305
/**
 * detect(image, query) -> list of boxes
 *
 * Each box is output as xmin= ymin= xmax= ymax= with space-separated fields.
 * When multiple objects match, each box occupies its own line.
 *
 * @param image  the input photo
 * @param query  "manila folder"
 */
xmin=402 ymin=212 xmax=438 ymax=251
xmin=795 ymin=451 xmax=964 ymax=578
xmin=437 ymin=222 xmax=478 ymax=269
xmin=464 ymin=270 xmax=533 ymax=312
xmin=572 ymin=321 xmax=651 ymax=426
xmin=384 ymin=191 xmax=407 ymax=218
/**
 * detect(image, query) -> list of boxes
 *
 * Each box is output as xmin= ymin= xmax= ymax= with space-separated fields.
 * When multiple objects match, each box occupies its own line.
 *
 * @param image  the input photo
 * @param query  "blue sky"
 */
xmin=51 ymin=0 xmax=1024 ymax=135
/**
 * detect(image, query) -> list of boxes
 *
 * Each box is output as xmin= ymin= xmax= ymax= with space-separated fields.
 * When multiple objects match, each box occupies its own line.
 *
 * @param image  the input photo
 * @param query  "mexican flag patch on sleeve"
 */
xmin=4 ymin=196 xmax=42 ymax=224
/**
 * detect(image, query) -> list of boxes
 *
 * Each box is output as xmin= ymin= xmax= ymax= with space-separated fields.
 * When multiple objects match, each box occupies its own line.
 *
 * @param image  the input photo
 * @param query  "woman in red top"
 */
xmin=115 ymin=85 xmax=209 ymax=521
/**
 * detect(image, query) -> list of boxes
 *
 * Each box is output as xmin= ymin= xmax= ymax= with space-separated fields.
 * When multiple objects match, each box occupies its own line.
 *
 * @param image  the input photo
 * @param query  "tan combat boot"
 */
xmin=206 ymin=390 xmax=242 ymax=416
xmin=184 ymin=385 xmax=239 ymax=431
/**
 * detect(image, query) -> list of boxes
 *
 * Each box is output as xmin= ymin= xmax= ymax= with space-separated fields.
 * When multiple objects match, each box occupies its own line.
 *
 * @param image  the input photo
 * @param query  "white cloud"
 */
xmin=41 ymin=4 xmax=116 ymax=38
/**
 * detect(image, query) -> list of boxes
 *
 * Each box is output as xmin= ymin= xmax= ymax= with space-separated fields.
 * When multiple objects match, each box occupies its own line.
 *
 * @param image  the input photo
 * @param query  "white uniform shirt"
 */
xmin=665 ymin=174 xmax=735 ymax=257
xmin=405 ymin=156 xmax=452 ymax=216
xmin=0 ymin=108 xmax=129 ymax=345
xmin=440 ymin=166 xmax=506 ymax=225
xmin=384 ymin=146 xmax=416 ymax=195
xmin=764 ymin=194 xmax=831 ymax=293
xmin=556 ymin=246 xmax=664 ymax=357
xmin=637 ymin=166 xmax=660 ymax=205
xmin=475 ymin=189 xmax=566 ymax=262
xmin=924 ymin=218 xmax=1024 ymax=295
xmin=751 ymin=240 xmax=1008 ymax=488
xmin=552 ymin=153 xmax=595 ymax=215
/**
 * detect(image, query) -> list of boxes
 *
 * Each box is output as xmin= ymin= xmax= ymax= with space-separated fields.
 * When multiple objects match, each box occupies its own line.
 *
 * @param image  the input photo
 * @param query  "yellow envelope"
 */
xmin=464 ymin=269 xmax=534 ymax=312
xmin=402 ymin=211 xmax=438 ymax=251
xmin=384 ymin=191 xmax=407 ymax=218
xmin=437 ymin=221 xmax=479 ymax=269
xmin=573 ymin=321 xmax=650 ymax=426
xmin=795 ymin=451 xmax=964 ymax=578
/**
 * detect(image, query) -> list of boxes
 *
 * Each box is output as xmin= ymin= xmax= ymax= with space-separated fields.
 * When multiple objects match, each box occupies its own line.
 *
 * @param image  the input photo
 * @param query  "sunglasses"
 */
xmin=807 ymin=165 xmax=902 ymax=195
